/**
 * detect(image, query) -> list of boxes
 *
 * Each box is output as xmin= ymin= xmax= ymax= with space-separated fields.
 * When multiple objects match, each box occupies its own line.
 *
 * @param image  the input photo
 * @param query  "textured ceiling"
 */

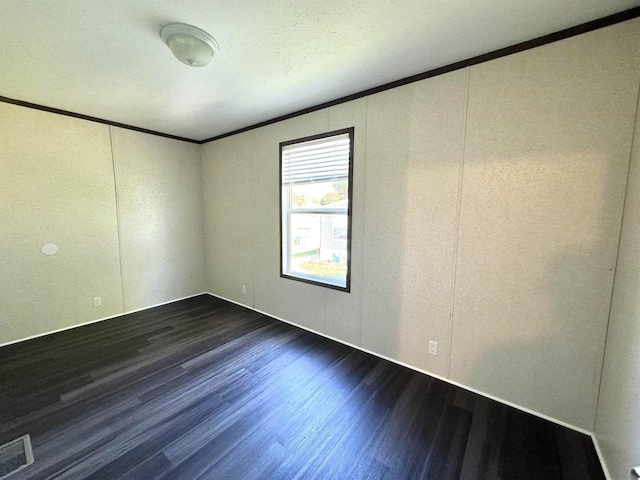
xmin=1 ymin=0 xmax=638 ymax=141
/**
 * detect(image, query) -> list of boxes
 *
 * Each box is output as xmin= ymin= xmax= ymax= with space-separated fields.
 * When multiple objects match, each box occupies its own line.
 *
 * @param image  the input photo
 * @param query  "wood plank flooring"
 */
xmin=0 ymin=294 xmax=605 ymax=479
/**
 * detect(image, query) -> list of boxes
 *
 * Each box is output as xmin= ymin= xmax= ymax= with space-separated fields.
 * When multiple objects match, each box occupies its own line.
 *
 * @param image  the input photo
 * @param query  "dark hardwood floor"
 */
xmin=0 ymin=294 xmax=604 ymax=479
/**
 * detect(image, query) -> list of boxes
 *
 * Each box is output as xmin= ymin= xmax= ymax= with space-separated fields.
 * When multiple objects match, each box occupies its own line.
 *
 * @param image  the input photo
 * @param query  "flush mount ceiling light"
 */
xmin=160 ymin=23 xmax=219 ymax=67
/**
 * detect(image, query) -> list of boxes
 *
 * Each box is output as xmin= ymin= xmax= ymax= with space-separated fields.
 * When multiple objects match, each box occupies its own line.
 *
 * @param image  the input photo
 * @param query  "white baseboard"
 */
xmin=592 ymin=434 xmax=612 ymax=480
xmin=205 ymin=291 xmax=594 ymax=438
xmin=0 ymin=292 xmax=209 ymax=349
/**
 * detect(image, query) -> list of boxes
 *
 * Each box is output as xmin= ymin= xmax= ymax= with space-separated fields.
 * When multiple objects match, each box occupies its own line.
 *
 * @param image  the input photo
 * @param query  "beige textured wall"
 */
xmin=594 ymin=94 xmax=640 ymax=480
xmin=110 ymin=127 xmax=206 ymax=311
xmin=202 ymin=130 xmax=258 ymax=307
xmin=201 ymin=19 xmax=640 ymax=431
xmin=251 ymin=112 xmax=331 ymax=332
xmin=0 ymin=103 xmax=123 ymax=344
xmin=450 ymin=19 xmax=640 ymax=430
xmin=362 ymin=70 xmax=467 ymax=377
xmin=1 ymin=108 xmax=207 ymax=346
xmin=203 ymin=109 xmax=332 ymax=332
xmin=202 ymin=100 xmax=368 ymax=344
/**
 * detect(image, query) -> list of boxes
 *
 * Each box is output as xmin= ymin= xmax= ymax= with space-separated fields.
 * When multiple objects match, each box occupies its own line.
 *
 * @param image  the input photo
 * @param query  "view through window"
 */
xmin=280 ymin=128 xmax=354 ymax=291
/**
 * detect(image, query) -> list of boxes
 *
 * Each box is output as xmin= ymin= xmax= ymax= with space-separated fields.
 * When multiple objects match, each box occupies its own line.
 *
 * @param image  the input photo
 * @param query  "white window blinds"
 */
xmin=282 ymin=133 xmax=350 ymax=186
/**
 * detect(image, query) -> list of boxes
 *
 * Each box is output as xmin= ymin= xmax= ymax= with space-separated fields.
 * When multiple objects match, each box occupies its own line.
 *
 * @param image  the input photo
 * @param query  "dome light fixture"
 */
xmin=160 ymin=23 xmax=219 ymax=67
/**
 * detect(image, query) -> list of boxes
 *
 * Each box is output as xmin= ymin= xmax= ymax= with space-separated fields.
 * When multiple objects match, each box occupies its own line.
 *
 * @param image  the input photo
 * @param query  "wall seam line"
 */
xmin=198 ymin=140 xmax=208 ymax=295
xmin=358 ymin=96 xmax=369 ymax=348
xmin=592 ymin=70 xmax=640 ymax=435
xmin=252 ymin=133 xmax=258 ymax=309
xmin=447 ymin=67 xmax=471 ymax=379
xmin=108 ymin=126 xmax=126 ymax=313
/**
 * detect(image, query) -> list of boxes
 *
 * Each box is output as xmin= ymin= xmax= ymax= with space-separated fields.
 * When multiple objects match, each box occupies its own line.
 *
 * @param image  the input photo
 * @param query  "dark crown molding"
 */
xmin=0 ymin=96 xmax=200 ymax=144
xmin=2 ymin=6 xmax=638 ymax=145
xmin=200 ymin=6 xmax=640 ymax=144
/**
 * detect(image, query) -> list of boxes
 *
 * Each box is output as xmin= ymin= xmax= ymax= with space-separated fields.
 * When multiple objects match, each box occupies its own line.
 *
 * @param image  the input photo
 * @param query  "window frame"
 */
xmin=279 ymin=127 xmax=355 ymax=292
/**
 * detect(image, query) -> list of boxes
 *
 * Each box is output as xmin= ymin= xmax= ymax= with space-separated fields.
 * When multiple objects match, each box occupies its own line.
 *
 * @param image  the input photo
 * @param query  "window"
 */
xmin=280 ymin=128 xmax=354 ymax=291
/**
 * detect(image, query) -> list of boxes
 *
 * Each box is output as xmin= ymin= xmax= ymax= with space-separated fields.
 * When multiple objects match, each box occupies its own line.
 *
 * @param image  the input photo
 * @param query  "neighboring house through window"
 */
xmin=280 ymin=128 xmax=354 ymax=291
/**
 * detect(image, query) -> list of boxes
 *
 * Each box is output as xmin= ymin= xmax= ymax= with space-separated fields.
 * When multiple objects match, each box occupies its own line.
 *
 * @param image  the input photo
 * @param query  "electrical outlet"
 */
xmin=93 ymin=297 xmax=101 ymax=307
xmin=428 ymin=340 xmax=438 ymax=356
xmin=241 ymin=285 xmax=247 ymax=295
